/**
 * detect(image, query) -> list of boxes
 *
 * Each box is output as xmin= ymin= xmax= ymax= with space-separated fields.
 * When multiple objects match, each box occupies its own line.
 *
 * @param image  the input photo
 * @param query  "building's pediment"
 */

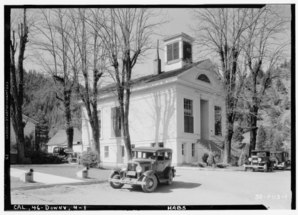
xmin=177 ymin=59 xmax=224 ymax=94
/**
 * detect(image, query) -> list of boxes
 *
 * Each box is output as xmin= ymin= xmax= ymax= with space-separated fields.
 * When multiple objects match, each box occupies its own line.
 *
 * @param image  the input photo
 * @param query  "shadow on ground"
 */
xmin=126 ymin=181 xmax=201 ymax=193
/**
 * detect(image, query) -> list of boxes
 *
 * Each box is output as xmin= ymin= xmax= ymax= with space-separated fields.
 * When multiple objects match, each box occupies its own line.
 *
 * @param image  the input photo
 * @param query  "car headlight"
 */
xmin=136 ymin=165 xmax=142 ymax=173
xmin=248 ymin=158 xmax=252 ymax=162
xmin=258 ymin=158 xmax=262 ymax=162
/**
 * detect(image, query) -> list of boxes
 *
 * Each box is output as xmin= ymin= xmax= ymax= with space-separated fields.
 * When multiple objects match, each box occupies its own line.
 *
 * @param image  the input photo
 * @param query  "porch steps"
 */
xmin=197 ymin=139 xmax=223 ymax=155
xmin=197 ymin=139 xmax=241 ymax=157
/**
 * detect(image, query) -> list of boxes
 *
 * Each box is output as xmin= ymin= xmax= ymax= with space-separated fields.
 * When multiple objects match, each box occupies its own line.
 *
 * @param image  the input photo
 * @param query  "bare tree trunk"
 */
xmin=91 ymin=115 xmax=100 ymax=154
xmin=221 ymin=49 xmax=239 ymax=164
xmin=249 ymin=111 xmax=258 ymax=155
xmin=10 ymin=9 xmax=29 ymax=163
xmin=64 ymin=88 xmax=73 ymax=149
xmin=248 ymin=76 xmax=259 ymax=154
xmin=11 ymin=112 xmax=26 ymax=163
xmin=71 ymin=9 xmax=103 ymax=161
xmin=223 ymin=111 xmax=234 ymax=163
xmin=123 ymin=87 xmax=132 ymax=159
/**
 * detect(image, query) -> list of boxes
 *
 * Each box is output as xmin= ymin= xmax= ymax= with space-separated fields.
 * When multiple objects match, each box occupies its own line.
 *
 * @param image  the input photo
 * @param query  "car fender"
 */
xmin=109 ymin=169 xmax=121 ymax=178
xmin=142 ymin=170 xmax=156 ymax=178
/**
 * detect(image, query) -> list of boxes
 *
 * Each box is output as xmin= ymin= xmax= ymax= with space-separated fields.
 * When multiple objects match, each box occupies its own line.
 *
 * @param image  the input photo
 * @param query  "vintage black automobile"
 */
xmin=244 ymin=150 xmax=274 ymax=172
xmin=270 ymin=151 xmax=291 ymax=170
xmin=109 ymin=147 xmax=175 ymax=192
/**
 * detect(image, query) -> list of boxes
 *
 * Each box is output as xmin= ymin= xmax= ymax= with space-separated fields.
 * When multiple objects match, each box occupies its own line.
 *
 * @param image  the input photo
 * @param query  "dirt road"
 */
xmin=11 ymin=169 xmax=291 ymax=209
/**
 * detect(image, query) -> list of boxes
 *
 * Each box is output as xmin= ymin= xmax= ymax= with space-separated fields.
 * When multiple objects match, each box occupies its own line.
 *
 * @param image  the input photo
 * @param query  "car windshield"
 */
xmin=252 ymin=152 xmax=268 ymax=157
xmin=133 ymin=151 xmax=156 ymax=159
xmin=271 ymin=153 xmax=283 ymax=162
xmin=133 ymin=150 xmax=172 ymax=160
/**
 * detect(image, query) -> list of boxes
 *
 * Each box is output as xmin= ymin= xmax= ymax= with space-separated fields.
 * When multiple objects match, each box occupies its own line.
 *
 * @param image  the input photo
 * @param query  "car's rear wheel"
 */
xmin=166 ymin=170 xmax=173 ymax=185
xmin=110 ymin=173 xmax=124 ymax=189
xmin=141 ymin=175 xmax=158 ymax=193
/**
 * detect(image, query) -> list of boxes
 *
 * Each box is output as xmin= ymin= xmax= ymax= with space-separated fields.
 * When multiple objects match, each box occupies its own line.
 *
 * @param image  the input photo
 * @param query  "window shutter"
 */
xmin=167 ymin=44 xmax=172 ymax=61
xmin=189 ymin=116 xmax=194 ymax=133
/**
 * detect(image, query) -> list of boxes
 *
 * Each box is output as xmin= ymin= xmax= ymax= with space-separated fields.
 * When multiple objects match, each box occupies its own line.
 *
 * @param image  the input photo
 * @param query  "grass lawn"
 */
xmin=11 ymin=164 xmax=112 ymax=182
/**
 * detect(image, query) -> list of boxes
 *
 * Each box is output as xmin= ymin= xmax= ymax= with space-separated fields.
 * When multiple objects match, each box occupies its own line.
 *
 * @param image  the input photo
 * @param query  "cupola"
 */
xmin=163 ymin=33 xmax=194 ymax=72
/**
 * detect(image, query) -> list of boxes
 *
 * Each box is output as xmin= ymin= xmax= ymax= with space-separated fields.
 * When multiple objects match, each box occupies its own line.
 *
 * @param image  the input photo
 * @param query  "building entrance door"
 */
xmin=200 ymin=99 xmax=209 ymax=140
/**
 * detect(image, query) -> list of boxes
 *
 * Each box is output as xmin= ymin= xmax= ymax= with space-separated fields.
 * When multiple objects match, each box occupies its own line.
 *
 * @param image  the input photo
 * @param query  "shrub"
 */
xmin=216 ymin=163 xmax=229 ymax=168
xmin=230 ymin=156 xmax=239 ymax=166
xmin=28 ymin=151 xmax=65 ymax=164
xmin=80 ymin=150 xmax=98 ymax=168
xmin=202 ymin=153 xmax=209 ymax=164
xmin=198 ymin=162 xmax=207 ymax=168
xmin=207 ymin=152 xmax=215 ymax=166
xmin=213 ymin=152 xmax=221 ymax=163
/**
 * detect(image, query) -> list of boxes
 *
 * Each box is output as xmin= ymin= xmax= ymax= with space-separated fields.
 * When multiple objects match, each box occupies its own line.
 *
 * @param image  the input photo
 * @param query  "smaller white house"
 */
xmin=81 ymin=33 xmax=226 ymax=167
xmin=46 ymin=128 xmax=82 ymax=153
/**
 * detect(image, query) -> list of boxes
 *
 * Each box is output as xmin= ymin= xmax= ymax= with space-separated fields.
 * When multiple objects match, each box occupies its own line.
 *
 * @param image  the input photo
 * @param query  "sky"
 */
xmin=11 ymin=5 xmax=292 ymax=82
xmin=21 ymin=8 xmax=195 ymax=80
xmin=133 ymin=6 xmax=292 ymax=78
xmin=133 ymin=9 xmax=194 ymax=78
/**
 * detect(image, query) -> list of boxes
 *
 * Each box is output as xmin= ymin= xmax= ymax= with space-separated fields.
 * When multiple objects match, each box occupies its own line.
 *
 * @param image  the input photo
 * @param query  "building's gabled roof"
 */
xmin=46 ymin=128 xmax=82 ymax=146
xmin=99 ymin=60 xmax=206 ymax=94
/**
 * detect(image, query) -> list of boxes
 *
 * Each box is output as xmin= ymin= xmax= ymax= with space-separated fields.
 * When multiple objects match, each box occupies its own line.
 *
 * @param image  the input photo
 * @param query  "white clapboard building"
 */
xmin=81 ymin=33 xmax=226 ymax=167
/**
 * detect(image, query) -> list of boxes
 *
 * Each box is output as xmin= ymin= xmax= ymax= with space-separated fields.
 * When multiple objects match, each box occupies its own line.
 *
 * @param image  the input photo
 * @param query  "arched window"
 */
xmin=197 ymin=74 xmax=211 ymax=83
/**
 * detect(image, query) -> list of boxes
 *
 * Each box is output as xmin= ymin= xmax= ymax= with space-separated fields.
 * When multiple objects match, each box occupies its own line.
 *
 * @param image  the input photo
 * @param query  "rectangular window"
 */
xmin=104 ymin=146 xmax=109 ymax=158
xmin=182 ymin=144 xmax=184 ymax=155
xmin=167 ymin=42 xmax=179 ymax=62
xmin=192 ymin=143 xmax=195 ymax=157
xmin=215 ymin=106 xmax=222 ymax=136
xmin=121 ymin=146 xmax=125 ymax=157
xmin=111 ymin=107 xmax=121 ymax=137
xmin=184 ymin=98 xmax=194 ymax=133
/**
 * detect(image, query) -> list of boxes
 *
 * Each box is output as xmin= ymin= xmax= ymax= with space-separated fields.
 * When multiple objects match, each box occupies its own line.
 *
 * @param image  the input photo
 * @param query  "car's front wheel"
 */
xmin=141 ymin=175 xmax=158 ymax=193
xmin=110 ymin=173 xmax=124 ymax=189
